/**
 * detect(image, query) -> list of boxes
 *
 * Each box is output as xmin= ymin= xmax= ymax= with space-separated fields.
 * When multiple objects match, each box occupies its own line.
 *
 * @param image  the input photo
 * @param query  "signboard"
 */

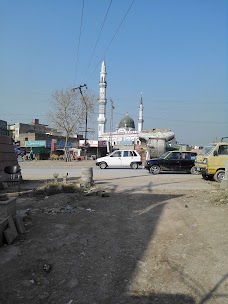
xmin=79 ymin=140 xmax=98 ymax=147
xmin=98 ymin=140 xmax=107 ymax=147
xmin=25 ymin=140 xmax=71 ymax=149
xmin=116 ymin=140 xmax=134 ymax=146
xmin=25 ymin=140 xmax=48 ymax=147
xmin=56 ymin=141 xmax=72 ymax=149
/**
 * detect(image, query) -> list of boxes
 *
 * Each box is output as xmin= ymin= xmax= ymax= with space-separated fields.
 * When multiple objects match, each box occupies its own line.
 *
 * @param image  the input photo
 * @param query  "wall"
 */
xmin=0 ymin=135 xmax=18 ymax=182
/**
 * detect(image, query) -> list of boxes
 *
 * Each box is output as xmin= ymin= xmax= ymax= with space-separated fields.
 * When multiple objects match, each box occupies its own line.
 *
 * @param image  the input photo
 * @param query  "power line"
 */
xmin=73 ymin=0 xmax=85 ymax=86
xmin=93 ymin=111 xmax=228 ymax=125
xmin=82 ymin=0 xmax=113 ymax=83
xmin=86 ymin=0 xmax=135 ymax=82
xmin=103 ymin=0 xmax=135 ymax=57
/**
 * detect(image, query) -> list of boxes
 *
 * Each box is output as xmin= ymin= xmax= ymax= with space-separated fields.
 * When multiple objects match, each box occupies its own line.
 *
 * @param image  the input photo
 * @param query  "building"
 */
xmin=97 ymin=61 xmax=176 ymax=158
xmin=0 ymin=120 xmax=9 ymax=136
xmin=97 ymin=61 xmax=145 ymax=150
xmin=8 ymin=119 xmax=83 ymax=159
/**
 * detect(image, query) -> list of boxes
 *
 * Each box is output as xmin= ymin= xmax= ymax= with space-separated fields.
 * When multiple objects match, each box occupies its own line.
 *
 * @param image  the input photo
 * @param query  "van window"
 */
xmin=199 ymin=144 xmax=216 ymax=156
xmin=218 ymin=145 xmax=228 ymax=155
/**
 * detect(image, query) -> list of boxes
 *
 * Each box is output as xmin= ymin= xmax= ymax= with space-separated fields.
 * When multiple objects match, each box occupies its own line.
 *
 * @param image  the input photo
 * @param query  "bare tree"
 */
xmin=48 ymin=88 xmax=96 ymax=161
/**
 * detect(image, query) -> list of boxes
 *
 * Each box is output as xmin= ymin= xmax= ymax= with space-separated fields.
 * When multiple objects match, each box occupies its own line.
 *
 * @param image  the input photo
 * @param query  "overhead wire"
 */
xmin=93 ymin=111 xmax=228 ymax=124
xmin=82 ymin=0 xmax=113 ymax=83
xmin=2 ymin=110 xmax=227 ymax=125
xmin=85 ymin=0 xmax=135 ymax=83
xmin=73 ymin=0 xmax=85 ymax=86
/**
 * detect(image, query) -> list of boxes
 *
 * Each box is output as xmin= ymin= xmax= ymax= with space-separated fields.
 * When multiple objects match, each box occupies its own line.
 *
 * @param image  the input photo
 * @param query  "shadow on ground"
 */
xmin=1 ymin=180 xmax=227 ymax=303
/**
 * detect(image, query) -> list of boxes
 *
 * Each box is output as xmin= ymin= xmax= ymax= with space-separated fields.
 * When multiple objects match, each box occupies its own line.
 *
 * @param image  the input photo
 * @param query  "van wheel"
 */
xmin=131 ymin=163 xmax=138 ymax=169
xmin=214 ymin=170 xmax=225 ymax=182
xmin=99 ymin=162 xmax=107 ymax=169
xmin=150 ymin=165 xmax=161 ymax=175
xmin=202 ymin=173 xmax=209 ymax=180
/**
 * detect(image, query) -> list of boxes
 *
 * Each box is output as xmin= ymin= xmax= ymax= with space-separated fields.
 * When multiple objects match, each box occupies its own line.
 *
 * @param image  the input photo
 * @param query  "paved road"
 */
xmin=19 ymin=160 xmax=218 ymax=192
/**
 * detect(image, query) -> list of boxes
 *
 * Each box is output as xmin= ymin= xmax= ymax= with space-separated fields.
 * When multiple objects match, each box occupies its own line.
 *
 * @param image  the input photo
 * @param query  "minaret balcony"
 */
xmin=99 ymin=81 xmax=107 ymax=86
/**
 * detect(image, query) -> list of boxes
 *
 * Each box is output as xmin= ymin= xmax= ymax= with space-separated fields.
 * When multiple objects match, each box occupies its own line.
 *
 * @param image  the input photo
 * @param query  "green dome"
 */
xmin=118 ymin=114 xmax=135 ymax=130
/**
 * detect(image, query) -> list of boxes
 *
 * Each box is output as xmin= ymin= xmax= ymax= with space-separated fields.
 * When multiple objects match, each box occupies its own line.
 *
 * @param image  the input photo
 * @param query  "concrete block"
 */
xmin=14 ymin=215 xmax=26 ymax=234
xmin=7 ymin=215 xmax=18 ymax=239
xmin=4 ymin=227 xmax=15 ymax=245
xmin=0 ymin=197 xmax=16 ymax=218
xmin=0 ymin=218 xmax=8 ymax=246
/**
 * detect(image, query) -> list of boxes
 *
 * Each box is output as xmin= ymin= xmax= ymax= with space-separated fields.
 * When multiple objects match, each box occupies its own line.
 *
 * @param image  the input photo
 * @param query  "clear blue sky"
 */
xmin=1 ymin=0 xmax=227 ymax=146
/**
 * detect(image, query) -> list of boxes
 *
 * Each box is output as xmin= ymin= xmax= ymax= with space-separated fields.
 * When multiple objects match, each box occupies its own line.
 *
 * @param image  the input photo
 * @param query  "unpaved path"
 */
xmin=0 ymin=162 xmax=227 ymax=304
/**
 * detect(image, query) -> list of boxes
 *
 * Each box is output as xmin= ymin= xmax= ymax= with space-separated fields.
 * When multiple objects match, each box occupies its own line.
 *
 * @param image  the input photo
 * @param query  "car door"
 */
xmin=121 ymin=150 xmax=132 ymax=166
xmin=163 ymin=152 xmax=181 ymax=170
xmin=179 ymin=152 xmax=193 ymax=171
xmin=108 ymin=150 xmax=122 ymax=167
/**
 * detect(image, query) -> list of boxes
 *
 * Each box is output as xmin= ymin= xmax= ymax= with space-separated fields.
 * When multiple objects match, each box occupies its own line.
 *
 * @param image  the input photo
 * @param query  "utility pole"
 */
xmin=73 ymin=84 xmax=88 ymax=158
xmin=110 ymin=98 xmax=114 ymax=152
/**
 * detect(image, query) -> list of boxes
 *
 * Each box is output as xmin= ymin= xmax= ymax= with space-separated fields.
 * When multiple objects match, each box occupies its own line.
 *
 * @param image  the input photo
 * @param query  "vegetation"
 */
xmin=32 ymin=181 xmax=84 ymax=196
xmin=48 ymin=88 xmax=96 ymax=161
xmin=210 ymin=189 xmax=228 ymax=205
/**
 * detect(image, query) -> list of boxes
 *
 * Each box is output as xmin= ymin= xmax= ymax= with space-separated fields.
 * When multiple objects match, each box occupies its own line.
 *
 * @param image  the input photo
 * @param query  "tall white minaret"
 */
xmin=138 ymin=93 xmax=144 ymax=132
xmin=97 ymin=60 xmax=107 ymax=138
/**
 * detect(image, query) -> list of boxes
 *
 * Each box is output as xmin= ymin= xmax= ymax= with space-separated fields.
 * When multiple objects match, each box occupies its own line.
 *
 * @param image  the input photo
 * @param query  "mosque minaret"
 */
xmin=96 ymin=61 xmax=175 ymax=156
xmin=138 ymin=93 xmax=144 ymax=132
xmin=97 ymin=61 xmax=145 ymax=147
xmin=97 ymin=60 xmax=107 ymax=138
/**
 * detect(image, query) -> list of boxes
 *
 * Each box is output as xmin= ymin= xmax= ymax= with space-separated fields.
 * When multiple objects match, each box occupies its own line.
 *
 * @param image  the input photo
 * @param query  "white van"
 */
xmin=96 ymin=150 xmax=142 ymax=169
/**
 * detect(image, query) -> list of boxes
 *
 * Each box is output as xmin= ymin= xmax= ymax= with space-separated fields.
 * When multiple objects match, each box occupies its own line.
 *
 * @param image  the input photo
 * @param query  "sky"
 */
xmin=0 ymin=0 xmax=227 ymax=146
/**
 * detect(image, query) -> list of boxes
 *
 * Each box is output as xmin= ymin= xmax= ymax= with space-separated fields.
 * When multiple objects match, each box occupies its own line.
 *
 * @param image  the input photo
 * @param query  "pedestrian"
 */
xmin=30 ymin=149 xmax=34 ymax=160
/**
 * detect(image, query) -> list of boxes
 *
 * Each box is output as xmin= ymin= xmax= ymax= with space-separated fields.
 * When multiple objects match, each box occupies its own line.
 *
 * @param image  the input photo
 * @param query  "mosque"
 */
xmin=97 ymin=60 xmax=145 ymax=149
xmin=97 ymin=60 xmax=175 ymax=156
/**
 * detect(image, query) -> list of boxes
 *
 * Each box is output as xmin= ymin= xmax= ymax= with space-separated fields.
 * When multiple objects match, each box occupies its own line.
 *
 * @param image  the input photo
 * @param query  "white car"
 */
xmin=96 ymin=150 xmax=142 ymax=169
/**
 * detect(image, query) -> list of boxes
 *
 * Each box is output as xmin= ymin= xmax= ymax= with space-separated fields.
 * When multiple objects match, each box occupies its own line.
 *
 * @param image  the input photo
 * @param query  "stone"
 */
xmin=67 ymin=278 xmax=79 ymax=288
xmin=14 ymin=215 xmax=26 ymax=234
xmin=39 ymin=292 xmax=50 ymax=300
xmin=7 ymin=215 xmax=18 ymax=239
xmin=0 ymin=197 xmax=16 ymax=218
xmin=4 ymin=227 xmax=15 ymax=244
xmin=0 ymin=218 xmax=8 ymax=246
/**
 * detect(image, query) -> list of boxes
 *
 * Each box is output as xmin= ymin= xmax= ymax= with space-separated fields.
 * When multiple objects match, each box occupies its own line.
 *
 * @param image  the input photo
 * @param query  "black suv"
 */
xmin=144 ymin=151 xmax=198 ymax=174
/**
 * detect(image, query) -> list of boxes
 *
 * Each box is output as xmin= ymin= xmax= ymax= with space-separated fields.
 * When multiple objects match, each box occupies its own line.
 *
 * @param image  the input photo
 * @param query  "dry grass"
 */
xmin=32 ymin=181 xmax=84 ymax=197
xmin=210 ymin=189 xmax=228 ymax=205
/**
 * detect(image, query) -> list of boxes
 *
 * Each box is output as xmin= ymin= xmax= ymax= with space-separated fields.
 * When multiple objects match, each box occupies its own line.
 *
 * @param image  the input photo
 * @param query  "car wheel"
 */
xmin=99 ymin=162 xmax=107 ymax=169
xmin=214 ymin=170 xmax=225 ymax=182
xmin=150 ymin=165 xmax=161 ymax=175
xmin=190 ymin=166 xmax=199 ymax=175
xmin=131 ymin=163 xmax=138 ymax=169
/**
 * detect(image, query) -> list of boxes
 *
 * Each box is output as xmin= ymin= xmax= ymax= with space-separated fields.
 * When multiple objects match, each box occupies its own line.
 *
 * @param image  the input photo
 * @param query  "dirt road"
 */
xmin=0 ymin=161 xmax=227 ymax=304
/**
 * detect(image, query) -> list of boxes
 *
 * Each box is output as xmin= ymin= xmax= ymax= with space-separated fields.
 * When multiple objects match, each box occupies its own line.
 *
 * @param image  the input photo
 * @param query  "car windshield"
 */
xmin=160 ymin=151 xmax=171 ymax=159
xmin=199 ymin=144 xmax=216 ymax=156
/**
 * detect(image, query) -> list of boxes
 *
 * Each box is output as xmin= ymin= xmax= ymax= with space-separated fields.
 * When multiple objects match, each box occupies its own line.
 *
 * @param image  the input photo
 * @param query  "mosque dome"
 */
xmin=118 ymin=114 xmax=135 ymax=130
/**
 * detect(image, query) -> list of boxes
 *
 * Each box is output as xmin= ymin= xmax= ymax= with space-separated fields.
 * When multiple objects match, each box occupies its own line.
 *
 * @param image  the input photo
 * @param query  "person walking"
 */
xmin=30 ymin=149 xmax=34 ymax=160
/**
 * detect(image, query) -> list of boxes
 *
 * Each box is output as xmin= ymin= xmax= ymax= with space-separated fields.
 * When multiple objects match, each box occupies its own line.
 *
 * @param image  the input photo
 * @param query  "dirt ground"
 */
xmin=0 ymin=178 xmax=228 ymax=304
